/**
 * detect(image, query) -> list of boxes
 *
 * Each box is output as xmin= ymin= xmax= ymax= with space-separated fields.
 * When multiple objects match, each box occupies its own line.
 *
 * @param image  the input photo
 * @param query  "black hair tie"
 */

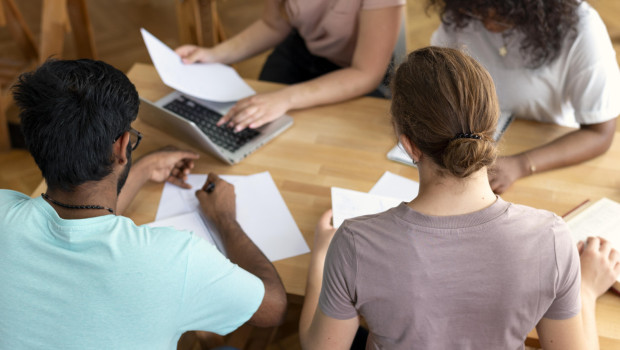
xmin=453 ymin=133 xmax=481 ymax=141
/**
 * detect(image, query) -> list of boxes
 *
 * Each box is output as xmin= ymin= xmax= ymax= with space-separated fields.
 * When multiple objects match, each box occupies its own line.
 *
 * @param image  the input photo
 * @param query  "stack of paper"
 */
xmin=148 ymin=172 xmax=310 ymax=262
xmin=331 ymin=171 xmax=419 ymax=228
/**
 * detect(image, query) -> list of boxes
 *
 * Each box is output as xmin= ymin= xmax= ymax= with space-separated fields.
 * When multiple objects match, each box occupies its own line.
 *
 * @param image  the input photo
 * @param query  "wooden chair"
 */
xmin=175 ymin=0 xmax=226 ymax=48
xmin=0 ymin=0 xmax=96 ymax=151
xmin=39 ymin=0 xmax=97 ymax=63
xmin=0 ymin=0 xmax=38 ymax=151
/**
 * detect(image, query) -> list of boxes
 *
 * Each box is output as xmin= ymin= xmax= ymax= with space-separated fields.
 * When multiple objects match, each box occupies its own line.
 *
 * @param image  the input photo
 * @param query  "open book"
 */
xmin=565 ymin=197 xmax=620 ymax=293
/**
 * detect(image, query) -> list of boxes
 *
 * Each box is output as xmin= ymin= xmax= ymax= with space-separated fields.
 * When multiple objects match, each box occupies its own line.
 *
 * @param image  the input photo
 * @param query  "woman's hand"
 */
xmin=579 ymin=237 xmax=620 ymax=299
xmin=313 ymin=209 xmax=338 ymax=254
xmin=175 ymin=45 xmax=219 ymax=64
xmin=217 ymin=90 xmax=292 ymax=132
xmin=489 ymin=155 xmax=529 ymax=194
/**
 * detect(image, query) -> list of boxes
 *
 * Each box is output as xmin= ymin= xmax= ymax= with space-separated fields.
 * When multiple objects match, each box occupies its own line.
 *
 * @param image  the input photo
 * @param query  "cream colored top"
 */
xmin=280 ymin=0 xmax=405 ymax=67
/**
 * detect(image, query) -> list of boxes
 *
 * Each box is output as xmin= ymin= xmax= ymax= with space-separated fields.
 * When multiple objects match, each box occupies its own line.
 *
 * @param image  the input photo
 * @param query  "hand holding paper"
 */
xmin=141 ymin=28 xmax=255 ymax=102
xmin=175 ymin=44 xmax=220 ymax=65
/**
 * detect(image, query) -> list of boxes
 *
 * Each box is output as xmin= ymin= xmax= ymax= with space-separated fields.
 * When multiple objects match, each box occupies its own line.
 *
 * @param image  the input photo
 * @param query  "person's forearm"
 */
xmin=215 ymin=217 xmax=286 ymax=325
xmin=514 ymin=121 xmax=615 ymax=176
xmin=581 ymin=289 xmax=600 ymax=350
xmin=212 ymin=19 xmax=290 ymax=64
xmin=299 ymin=249 xmax=328 ymax=341
xmin=279 ymin=67 xmax=385 ymax=112
xmin=217 ymin=218 xmax=279 ymax=283
xmin=116 ymin=159 xmax=151 ymax=215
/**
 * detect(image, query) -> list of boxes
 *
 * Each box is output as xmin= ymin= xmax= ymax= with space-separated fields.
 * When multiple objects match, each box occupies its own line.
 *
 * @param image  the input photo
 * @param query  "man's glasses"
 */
xmin=114 ymin=128 xmax=142 ymax=151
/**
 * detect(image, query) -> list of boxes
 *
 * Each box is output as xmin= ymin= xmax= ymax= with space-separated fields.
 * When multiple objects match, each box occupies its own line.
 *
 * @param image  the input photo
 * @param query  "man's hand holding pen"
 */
xmin=196 ymin=173 xmax=237 ymax=230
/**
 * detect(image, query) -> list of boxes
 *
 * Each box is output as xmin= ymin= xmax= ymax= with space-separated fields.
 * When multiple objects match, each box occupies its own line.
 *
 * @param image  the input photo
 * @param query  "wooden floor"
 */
xmin=1 ymin=1 xmax=619 ymax=349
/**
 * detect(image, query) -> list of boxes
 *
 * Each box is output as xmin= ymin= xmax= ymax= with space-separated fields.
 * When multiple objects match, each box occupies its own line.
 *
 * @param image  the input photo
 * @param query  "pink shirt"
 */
xmin=281 ymin=0 xmax=405 ymax=67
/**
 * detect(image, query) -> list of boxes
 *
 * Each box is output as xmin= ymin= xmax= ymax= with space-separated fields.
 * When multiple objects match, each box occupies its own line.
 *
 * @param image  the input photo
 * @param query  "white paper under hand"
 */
xmin=140 ymin=28 xmax=255 ymax=102
xmin=151 ymin=172 xmax=309 ymax=261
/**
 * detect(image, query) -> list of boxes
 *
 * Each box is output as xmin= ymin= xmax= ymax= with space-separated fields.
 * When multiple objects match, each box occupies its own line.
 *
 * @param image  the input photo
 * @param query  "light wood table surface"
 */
xmin=32 ymin=63 xmax=620 ymax=348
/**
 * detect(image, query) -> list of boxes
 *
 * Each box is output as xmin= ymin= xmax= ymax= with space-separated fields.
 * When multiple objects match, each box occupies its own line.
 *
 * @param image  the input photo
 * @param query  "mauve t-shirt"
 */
xmin=319 ymin=197 xmax=581 ymax=349
xmin=281 ymin=0 xmax=406 ymax=67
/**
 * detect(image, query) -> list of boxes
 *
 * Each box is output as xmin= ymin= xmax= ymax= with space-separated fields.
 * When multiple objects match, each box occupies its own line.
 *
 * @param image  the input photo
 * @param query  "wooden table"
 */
xmin=123 ymin=63 xmax=412 ymax=297
xmin=34 ymin=63 xmax=620 ymax=348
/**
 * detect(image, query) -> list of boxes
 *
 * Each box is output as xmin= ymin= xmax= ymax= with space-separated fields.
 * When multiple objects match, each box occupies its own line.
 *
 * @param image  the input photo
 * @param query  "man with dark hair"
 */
xmin=0 ymin=59 xmax=286 ymax=348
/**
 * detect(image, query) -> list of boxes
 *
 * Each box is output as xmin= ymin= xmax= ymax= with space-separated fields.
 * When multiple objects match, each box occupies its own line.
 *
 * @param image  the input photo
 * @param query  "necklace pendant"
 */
xmin=499 ymin=46 xmax=507 ymax=57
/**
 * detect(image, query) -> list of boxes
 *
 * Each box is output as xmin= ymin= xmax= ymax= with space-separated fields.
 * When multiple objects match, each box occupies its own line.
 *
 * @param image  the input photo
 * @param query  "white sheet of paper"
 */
xmin=232 ymin=172 xmax=309 ymax=261
xmin=153 ymin=172 xmax=309 ymax=261
xmin=147 ymin=211 xmax=218 ymax=246
xmin=140 ymin=28 xmax=255 ymax=102
xmin=331 ymin=187 xmax=402 ymax=228
xmin=369 ymin=171 xmax=419 ymax=202
xmin=155 ymin=174 xmax=245 ymax=220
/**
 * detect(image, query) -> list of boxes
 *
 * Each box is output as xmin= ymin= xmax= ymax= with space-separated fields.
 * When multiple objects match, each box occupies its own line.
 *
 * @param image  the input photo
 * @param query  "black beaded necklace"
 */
xmin=41 ymin=193 xmax=115 ymax=214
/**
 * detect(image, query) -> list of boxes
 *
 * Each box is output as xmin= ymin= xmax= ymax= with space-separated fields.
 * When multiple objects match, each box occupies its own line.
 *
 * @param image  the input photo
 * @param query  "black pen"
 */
xmin=205 ymin=182 xmax=216 ymax=193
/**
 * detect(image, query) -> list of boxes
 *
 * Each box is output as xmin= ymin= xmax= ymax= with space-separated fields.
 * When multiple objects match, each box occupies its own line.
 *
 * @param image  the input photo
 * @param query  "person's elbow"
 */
xmin=248 ymin=280 xmax=287 ymax=327
xmin=582 ymin=117 xmax=616 ymax=155
xmin=348 ymin=65 xmax=388 ymax=96
xmin=299 ymin=329 xmax=321 ymax=350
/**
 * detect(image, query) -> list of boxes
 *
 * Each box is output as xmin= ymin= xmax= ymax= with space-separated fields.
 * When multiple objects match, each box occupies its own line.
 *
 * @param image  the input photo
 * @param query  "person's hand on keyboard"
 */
xmin=218 ymin=90 xmax=290 ymax=132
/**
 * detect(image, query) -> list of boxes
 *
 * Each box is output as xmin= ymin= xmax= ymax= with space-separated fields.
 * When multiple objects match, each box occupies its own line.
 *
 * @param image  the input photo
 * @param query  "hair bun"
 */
xmin=442 ymin=137 xmax=497 ymax=178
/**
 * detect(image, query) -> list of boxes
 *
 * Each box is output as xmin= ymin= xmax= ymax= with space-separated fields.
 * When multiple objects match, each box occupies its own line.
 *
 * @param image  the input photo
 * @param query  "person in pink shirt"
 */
xmin=176 ymin=0 xmax=405 ymax=132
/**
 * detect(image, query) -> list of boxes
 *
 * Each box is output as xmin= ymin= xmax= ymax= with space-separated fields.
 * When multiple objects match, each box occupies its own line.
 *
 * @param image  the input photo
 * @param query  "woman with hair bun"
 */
xmin=430 ymin=0 xmax=620 ymax=194
xmin=299 ymin=47 xmax=620 ymax=349
xmin=175 ymin=0 xmax=404 ymax=132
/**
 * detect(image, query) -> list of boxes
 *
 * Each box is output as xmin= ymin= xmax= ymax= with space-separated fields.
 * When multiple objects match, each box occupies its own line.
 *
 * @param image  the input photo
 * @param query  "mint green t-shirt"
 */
xmin=0 ymin=190 xmax=264 ymax=349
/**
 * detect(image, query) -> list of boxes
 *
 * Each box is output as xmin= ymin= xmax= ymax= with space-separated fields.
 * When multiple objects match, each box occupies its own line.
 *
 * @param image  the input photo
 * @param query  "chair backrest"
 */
xmin=40 ymin=0 xmax=97 ymax=63
xmin=176 ymin=0 xmax=226 ymax=47
xmin=0 ymin=0 xmax=97 ymax=151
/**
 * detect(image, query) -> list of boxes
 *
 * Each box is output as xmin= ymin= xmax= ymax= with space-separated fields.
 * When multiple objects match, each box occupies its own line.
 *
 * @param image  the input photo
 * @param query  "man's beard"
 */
xmin=117 ymin=145 xmax=132 ymax=195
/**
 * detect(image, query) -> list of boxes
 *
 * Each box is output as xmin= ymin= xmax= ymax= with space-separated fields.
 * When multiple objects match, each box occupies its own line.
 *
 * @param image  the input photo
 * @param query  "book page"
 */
xmin=567 ymin=197 xmax=620 ymax=286
xmin=567 ymin=198 xmax=620 ymax=249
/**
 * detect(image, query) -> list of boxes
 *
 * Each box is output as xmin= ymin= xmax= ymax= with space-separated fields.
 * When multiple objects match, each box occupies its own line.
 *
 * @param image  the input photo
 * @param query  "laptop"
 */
xmin=138 ymin=91 xmax=293 ymax=164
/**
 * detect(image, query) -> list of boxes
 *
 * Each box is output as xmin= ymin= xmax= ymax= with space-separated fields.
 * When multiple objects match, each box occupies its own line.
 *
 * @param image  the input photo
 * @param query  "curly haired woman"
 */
xmin=430 ymin=0 xmax=620 ymax=193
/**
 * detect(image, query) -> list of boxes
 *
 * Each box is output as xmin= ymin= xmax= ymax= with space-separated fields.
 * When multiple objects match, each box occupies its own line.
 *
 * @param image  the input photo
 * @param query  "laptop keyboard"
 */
xmin=163 ymin=96 xmax=259 ymax=152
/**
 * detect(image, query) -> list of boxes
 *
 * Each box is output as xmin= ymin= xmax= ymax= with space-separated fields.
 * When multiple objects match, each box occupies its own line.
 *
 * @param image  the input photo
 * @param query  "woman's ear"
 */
xmin=399 ymin=134 xmax=423 ymax=163
xmin=113 ymin=131 xmax=130 ymax=165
